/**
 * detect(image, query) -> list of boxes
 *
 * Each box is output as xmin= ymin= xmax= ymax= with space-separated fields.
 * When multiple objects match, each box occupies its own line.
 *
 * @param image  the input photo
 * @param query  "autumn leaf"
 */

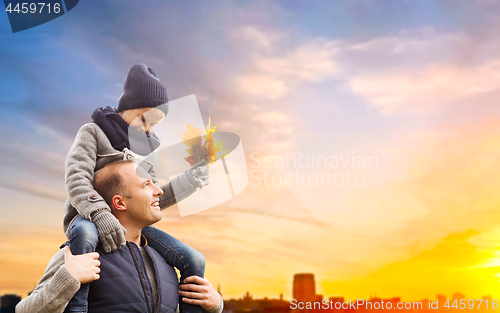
xmin=185 ymin=155 xmax=197 ymax=166
xmin=182 ymin=117 xmax=228 ymax=166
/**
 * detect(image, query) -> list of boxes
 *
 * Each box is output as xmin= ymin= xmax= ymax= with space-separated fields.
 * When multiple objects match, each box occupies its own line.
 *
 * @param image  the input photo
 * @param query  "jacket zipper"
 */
xmin=128 ymin=242 xmax=153 ymax=313
xmin=145 ymin=247 xmax=161 ymax=313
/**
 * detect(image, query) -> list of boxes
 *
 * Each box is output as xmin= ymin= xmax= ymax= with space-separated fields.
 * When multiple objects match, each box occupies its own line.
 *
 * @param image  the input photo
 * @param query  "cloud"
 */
xmin=349 ymin=59 xmax=500 ymax=114
xmin=237 ymin=75 xmax=288 ymax=100
xmin=232 ymin=26 xmax=500 ymax=115
xmin=228 ymin=28 xmax=341 ymax=156
xmin=334 ymin=28 xmax=500 ymax=114
xmin=0 ymin=114 xmax=71 ymax=202
xmin=253 ymin=42 xmax=338 ymax=83
xmin=252 ymin=111 xmax=296 ymax=153
xmin=232 ymin=25 xmax=338 ymax=100
xmin=238 ymin=26 xmax=275 ymax=51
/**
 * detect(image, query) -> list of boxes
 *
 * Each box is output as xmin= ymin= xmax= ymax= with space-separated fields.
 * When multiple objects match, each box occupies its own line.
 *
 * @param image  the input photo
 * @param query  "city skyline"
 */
xmin=3 ymin=272 xmax=497 ymax=304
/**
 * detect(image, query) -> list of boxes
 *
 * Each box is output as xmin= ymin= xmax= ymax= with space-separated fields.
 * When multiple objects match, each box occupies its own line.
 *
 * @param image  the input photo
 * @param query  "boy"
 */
xmin=63 ymin=64 xmax=207 ymax=313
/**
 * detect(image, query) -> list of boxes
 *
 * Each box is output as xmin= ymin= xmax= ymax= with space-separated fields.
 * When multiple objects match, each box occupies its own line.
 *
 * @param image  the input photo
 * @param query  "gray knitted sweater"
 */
xmin=63 ymin=122 xmax=197 ymax=235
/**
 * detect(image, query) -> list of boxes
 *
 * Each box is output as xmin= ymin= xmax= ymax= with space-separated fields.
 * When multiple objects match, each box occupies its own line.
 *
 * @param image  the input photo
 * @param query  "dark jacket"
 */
xmin=88 ymin=241 xmax=179 ymax=313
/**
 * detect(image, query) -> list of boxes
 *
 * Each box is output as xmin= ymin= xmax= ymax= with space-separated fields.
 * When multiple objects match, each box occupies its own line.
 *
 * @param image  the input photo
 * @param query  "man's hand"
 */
xmin=64 ymin=246 xmax=101 ymax=284
xmin=179 ymin=276 xmax=221 ymax=311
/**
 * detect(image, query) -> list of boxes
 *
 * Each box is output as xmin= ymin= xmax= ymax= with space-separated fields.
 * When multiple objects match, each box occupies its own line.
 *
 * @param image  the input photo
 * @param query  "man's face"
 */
xmin=120 ymin=163 xmax=164 ymax=227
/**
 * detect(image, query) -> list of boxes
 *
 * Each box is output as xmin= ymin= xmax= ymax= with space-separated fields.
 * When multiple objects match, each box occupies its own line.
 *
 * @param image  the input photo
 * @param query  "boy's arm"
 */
xmin=65 ymin=123 xmax=126 ymax=252
xmin=16 ymin=249 xmax=80 ymax=313
xmin=65 ymin=123 xmax=109 ymax=218
xmin=158 ymin=160 xmax=209 ymax=209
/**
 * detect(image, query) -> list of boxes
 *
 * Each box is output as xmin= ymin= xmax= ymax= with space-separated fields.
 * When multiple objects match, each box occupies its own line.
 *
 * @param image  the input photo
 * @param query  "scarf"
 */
xmin=91 ymin=106 xmax=161 ymax=156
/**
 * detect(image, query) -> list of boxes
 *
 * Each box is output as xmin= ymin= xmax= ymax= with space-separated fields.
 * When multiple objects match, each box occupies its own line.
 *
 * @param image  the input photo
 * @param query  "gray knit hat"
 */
xmin=117 ymin=63 xmax=169 ymax=114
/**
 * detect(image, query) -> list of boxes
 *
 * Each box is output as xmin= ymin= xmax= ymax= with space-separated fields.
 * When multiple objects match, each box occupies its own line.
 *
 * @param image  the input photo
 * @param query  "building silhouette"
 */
xmin=291 ymin=273 xmax=324 ymax=313
xmin=293 ymin=273 xmax=322 ymax=303
xmin=224 ymin=291 xmax=291 ymax=313
xmin=0 ymin=294 xmax=21 ymax=313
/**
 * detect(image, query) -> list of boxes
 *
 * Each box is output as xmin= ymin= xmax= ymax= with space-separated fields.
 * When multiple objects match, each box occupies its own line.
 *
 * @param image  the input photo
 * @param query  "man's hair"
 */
xmin=93 ymin=160 xmax=133 ymax=208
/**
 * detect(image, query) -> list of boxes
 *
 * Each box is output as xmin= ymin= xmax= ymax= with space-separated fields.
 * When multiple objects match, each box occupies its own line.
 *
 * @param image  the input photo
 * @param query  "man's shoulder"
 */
xmin=37 ymin=248 xmax=70 ymax=283
xmin=48 ymin=248 xmax=66 ymax=266
xmin=143 ymin=245 xmax=178 ymax=275
xmin=14 ymin=247 xmax=80 ymax=313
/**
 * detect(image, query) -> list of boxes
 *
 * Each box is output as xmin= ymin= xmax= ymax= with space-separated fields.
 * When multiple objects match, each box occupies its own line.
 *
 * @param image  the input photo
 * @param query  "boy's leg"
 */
xmin=142 ymin=227 xmax=205 ymax=313
xmin=65 ymin=216 xmax=98 ymax=313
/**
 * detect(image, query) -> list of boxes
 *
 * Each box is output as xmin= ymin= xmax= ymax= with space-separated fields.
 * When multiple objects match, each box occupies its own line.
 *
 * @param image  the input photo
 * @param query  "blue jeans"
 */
xmin=65 ymin=217 xmax=205 ymax=313
xmin=142 ymin=227 xmax=205 ymax=313
xmin=65 ymin=216 xmax=98 ymax=313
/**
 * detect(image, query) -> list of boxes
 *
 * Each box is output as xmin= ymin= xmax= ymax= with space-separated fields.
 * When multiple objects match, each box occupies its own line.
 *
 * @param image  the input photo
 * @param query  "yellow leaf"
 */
xmin=181 ymin=117 xmax=227 ymax=166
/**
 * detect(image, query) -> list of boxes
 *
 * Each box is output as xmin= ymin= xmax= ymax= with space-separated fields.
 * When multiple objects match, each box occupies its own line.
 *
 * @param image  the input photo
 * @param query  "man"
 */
xmin=16 ymin=160 xmax=222 ymax=313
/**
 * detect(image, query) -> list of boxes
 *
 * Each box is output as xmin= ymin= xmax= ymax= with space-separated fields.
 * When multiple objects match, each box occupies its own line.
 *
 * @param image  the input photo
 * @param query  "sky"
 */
xmin=1 ymin=0 xmax=500 ymax=302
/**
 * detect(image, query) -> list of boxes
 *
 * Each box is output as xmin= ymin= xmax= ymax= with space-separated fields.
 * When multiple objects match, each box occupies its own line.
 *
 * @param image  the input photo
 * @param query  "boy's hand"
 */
xmin=179 ymin=276 xmax=221 ymax=311
xmin=91 ymin=210 xmax=127 ymax=253
xmin=187 ymin=160 xmax=210 ymax=188
xmin=64 ymin=246 xmax=100 ymax=284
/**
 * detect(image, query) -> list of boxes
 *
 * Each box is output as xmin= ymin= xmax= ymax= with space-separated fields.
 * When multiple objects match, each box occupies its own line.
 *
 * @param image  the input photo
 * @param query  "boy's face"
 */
xmin=121 ymin=107 xmax=165 ymax=134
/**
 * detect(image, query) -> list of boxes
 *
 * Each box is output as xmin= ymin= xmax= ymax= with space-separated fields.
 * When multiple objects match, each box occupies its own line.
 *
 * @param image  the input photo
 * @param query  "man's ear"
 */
xmin=112 ymin=195 xmax=127 ymax=211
